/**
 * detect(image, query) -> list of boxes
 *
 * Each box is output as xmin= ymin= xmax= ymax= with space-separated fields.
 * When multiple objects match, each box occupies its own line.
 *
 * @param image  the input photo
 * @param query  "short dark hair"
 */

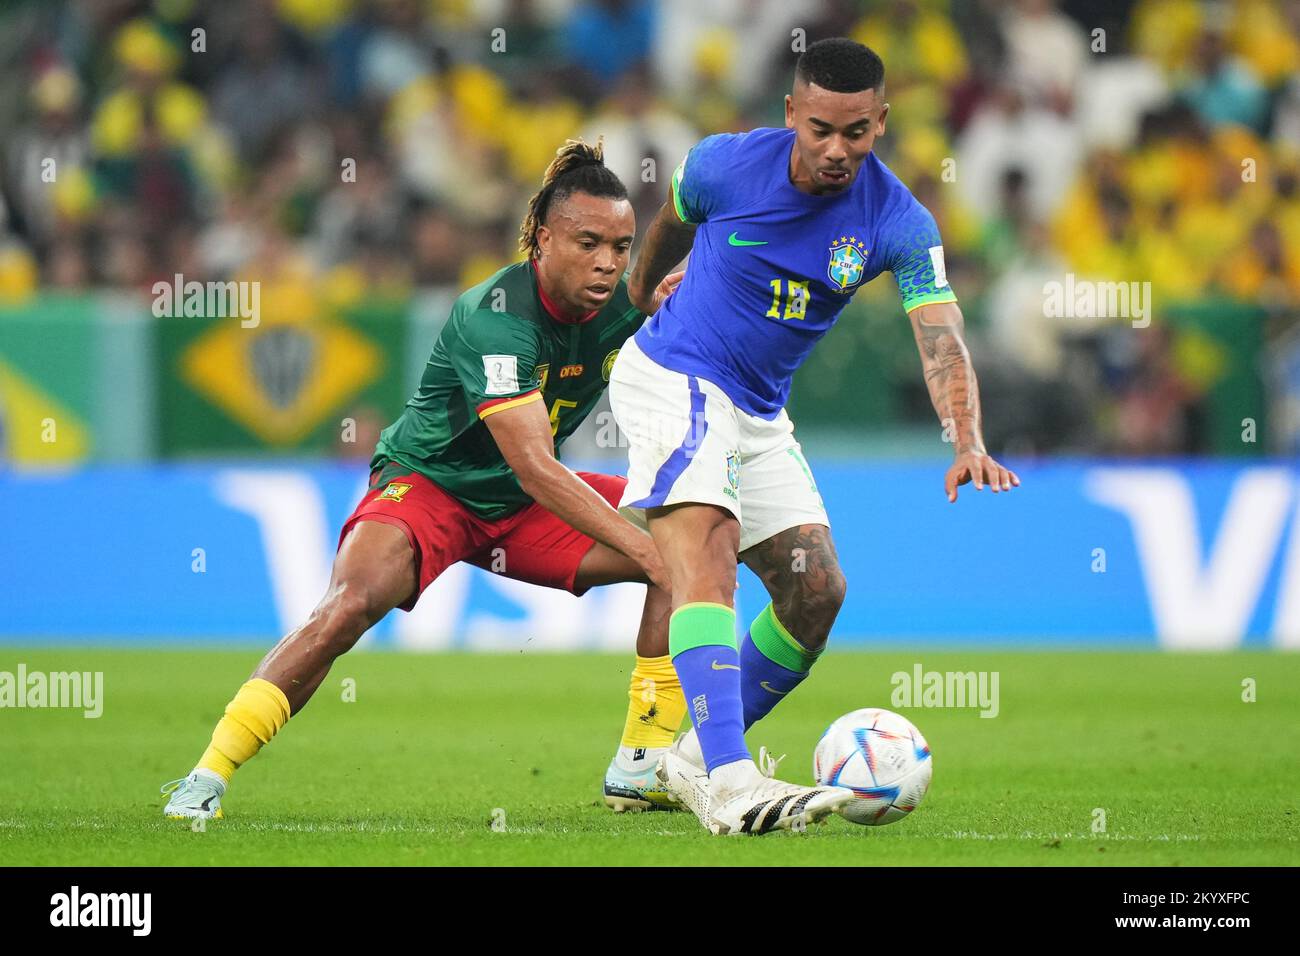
xmin=519 ymin=139 xmax=628 ymax=257
xmin=795 ymin=38 xmax=884 ymax=93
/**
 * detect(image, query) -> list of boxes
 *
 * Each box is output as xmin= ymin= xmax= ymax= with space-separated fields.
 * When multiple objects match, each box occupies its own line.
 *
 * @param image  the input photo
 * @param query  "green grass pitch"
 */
xmin=1 ymin=647 xmax=1296 ymax=866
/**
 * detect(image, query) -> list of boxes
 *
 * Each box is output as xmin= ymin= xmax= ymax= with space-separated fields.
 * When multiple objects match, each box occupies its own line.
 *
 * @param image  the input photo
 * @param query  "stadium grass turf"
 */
xmin=0 ymin=648 xmax=1296 ymax=866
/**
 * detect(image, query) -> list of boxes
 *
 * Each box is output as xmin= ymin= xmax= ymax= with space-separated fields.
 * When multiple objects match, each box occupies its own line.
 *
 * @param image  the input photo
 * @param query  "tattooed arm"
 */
xmin=908 ymin=301 xmax=1020 ymax=502
xmin=628 ymin=201 xmax=696 ymax=315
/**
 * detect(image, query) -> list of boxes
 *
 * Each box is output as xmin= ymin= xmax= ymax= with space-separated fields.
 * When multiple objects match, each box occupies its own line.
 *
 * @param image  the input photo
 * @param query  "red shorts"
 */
xmin=338 ymin=466 xmax=628 ymax=611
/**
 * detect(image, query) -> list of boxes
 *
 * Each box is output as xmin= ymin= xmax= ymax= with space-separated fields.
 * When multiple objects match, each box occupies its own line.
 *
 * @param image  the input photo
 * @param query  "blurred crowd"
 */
xmin=0 ymin=0 xmax=1298 ymax=455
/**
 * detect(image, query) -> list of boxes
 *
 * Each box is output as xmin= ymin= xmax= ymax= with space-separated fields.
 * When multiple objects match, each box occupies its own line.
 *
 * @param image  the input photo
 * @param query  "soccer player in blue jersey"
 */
xmin=607 ymin=38 xmax=1021 ymax=834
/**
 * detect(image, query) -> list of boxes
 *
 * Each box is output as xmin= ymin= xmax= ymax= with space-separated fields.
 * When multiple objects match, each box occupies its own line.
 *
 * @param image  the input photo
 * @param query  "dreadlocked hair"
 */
xmin=518 ymin=138 xmax=628 ymax=258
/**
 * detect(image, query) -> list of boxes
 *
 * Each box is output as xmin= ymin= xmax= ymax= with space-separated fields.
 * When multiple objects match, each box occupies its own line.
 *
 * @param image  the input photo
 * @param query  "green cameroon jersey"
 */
xmin=372 ymin=260 xmax=645 ymax=519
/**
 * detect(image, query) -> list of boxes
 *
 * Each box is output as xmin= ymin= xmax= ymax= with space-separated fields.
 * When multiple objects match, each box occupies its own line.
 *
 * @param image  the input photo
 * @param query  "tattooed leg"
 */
xmin=734 ymin=524 xmax=847 ymax=729
xmin=741 ymin=524 xmax=847 ymax=653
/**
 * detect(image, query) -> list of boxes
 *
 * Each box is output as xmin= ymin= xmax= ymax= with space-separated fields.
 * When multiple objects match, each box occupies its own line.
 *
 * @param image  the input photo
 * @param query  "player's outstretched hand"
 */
xmin=945 ymin=451 xmax=1020 ymax=503
xmin=649 ymin=270 xmax=685 ymax=313
xmin=636 ymin=543 xmax=673 ymax=595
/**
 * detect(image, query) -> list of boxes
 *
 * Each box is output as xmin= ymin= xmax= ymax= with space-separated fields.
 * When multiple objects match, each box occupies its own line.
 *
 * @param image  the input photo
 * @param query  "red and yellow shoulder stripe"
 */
xmin=477 ymin=389 xmax=542 ymax=420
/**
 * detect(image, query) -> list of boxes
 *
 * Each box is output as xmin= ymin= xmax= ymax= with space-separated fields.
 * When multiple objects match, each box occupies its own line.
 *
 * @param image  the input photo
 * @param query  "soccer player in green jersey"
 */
xmin=161 ymin=142 xmax=689 ymax=820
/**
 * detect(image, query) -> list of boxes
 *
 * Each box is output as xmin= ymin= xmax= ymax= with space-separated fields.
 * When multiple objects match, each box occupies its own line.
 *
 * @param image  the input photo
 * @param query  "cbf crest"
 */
xmin=724 ymin=450 xmax=741 ymax=501
xmin=827 ymin=235 xmax=868 ymax=293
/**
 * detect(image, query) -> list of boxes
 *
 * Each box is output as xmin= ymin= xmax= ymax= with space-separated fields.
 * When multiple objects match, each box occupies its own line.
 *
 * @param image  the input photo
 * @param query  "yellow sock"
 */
xmin=621 ymin=655 xmax=686 ymax=749
xmin=197 ymin=678 xmax=292 ymax=783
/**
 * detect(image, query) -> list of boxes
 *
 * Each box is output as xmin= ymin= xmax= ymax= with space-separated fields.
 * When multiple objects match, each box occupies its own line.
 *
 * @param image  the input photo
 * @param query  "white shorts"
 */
xmin=608 ymin=336 xmax=829 ymax=553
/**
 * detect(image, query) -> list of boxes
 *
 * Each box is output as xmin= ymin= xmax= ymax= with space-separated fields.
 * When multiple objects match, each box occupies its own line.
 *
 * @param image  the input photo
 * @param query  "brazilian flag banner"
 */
xmin=157 ymin=293 xmax=407 ymax=454
xmin=0 ymin=296 xmax=97 ymax=467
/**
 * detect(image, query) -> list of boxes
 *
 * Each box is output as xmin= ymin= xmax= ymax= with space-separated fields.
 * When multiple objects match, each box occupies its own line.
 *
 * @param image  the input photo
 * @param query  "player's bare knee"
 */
xmin=799 ymin=532 xmax=846 ymax=618
xmin=318 ymin=584 xmax=384 ymax=655
xmin=775 ymin=563 xmax=845 ymax=649
xmin=807 ymin=564 xmax=847 ymax=625
xmin=684 ymin=532 xmax=739 ymax=602
xmin=821 ymin=564 xmax=848 ymax=614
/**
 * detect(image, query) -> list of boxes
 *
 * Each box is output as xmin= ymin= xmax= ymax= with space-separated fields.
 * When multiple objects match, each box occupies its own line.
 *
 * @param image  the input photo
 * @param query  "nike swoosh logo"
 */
xmin=711 ymin=660 xmax=741 ymax=671
xmin=759 ymin=681 xmax=788 ymax=696
xmin=727 ymin=232 xmax=767 ymax=246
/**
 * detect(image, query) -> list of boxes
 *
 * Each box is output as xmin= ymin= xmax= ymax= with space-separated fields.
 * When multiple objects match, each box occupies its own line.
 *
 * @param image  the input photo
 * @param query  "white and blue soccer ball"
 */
xmin=814 ymin=708 xmax=932 ymax=826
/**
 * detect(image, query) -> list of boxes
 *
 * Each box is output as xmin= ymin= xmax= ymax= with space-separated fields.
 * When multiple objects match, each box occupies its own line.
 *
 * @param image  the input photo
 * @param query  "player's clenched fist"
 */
xmin=945 ymin=451 xmax=1020 ymax=503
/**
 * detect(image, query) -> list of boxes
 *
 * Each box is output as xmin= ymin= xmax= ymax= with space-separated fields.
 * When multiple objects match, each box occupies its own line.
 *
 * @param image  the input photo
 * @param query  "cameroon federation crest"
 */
xmin=827 ymin=236 xmax=869 ymax=293
xmin=378 ymin=482 xmax=412 ymax=503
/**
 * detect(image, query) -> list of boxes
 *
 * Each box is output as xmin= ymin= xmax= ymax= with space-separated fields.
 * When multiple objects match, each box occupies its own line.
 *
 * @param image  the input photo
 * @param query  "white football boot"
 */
xmin=651 ymin=728 xmax=716 ymax=826
xmin=658 ymin=736 xmax=852 ymax=835
xmin=672 ymin=727 xmax=706 ymax=772
xmin=656 ymin=749 xmax=712 ymax=828
xmin=161 ymin=769 xmax=226 ymax=820
xmin=675 ymin=729 xmax=783 ymax=778
xmin=707 ymin=759 xmax=853 ymax=836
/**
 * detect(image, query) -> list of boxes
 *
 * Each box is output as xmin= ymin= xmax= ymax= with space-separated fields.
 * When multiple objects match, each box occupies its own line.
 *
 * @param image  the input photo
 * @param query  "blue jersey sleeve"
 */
xmin=670 ymin=134 xmax=740 ymax=224
xmin=882 ymin=197 xmax=959 ymax=313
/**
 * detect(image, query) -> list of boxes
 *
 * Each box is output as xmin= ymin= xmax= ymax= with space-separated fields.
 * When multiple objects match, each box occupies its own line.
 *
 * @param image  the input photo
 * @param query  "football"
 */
xmin=813 ymin=708 xmax=933 ymax=826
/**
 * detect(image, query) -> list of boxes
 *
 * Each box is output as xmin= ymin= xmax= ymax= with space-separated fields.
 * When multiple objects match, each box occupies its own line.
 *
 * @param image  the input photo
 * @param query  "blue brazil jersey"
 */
xmin=634 ymin=126 xmax=957 ymax=418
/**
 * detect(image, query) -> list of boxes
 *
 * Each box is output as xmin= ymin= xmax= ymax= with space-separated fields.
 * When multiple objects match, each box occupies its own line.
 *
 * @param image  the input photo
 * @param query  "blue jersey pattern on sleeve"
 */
xmin=636 ymin=127 xmax=956 ymax=418
xmin=671 ymin=133 xmax=738 ymax=224
xmin=880 ymin=199 xmax=957 ymax=313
